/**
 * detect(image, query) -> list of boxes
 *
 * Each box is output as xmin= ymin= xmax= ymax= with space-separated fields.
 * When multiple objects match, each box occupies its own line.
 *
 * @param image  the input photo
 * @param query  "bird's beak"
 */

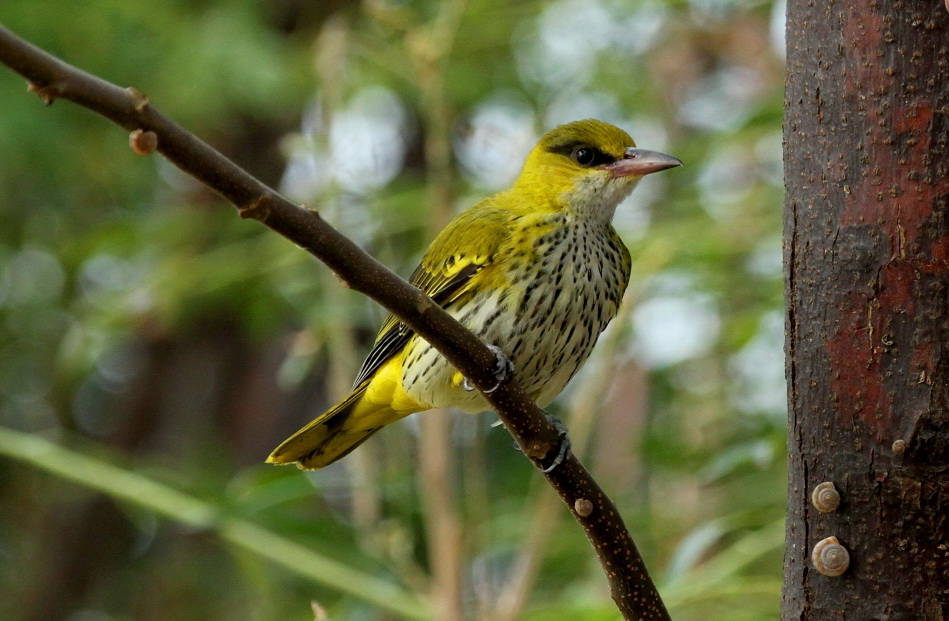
xmin=605 ymin=147 xmax=683 ymax=178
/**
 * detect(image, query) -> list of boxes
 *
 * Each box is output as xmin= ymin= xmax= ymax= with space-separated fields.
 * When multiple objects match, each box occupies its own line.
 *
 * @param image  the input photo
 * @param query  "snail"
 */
xmin=812 ymin=536 xmax=850 ymax=577
xmin=811 ymin=482 xmax=841 ymax=513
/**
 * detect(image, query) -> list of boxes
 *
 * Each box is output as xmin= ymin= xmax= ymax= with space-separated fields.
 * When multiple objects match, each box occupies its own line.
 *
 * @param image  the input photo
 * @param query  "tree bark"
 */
xmin=784 ymin=1 xmax=949 ymax=619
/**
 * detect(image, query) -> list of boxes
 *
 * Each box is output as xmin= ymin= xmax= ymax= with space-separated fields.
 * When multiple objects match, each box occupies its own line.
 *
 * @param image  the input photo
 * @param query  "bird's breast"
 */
xmin=401 ymin=216 xmax=631 ymax=412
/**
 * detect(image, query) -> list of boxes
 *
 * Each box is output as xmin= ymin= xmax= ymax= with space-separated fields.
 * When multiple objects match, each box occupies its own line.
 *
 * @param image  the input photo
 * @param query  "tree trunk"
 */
xmin=783 ymin=1 xmax=949 ymax=619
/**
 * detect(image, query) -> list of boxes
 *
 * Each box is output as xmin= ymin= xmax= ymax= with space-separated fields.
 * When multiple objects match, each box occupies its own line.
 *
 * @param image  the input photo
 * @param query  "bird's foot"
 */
xmin=462 ymin=344 xmax=515 ymax=394
xmin=540 ymin=414 xmax=571 ymax=473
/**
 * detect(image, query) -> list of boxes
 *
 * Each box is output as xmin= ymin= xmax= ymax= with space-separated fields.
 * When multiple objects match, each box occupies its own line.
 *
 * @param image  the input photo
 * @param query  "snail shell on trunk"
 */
xmin=812 ymin=536 xmax=850 ymax=577
xmin=811 ymin=482 xmax=841 ymax=513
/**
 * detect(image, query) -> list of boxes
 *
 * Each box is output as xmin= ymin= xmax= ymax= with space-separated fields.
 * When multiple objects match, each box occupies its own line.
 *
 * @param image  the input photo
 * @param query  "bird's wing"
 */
xmin=351 ymin=206 xmax=511 ymax=389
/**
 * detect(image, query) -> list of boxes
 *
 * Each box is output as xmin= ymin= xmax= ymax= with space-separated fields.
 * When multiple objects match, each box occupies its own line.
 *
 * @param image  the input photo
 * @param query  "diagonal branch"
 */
xmin=0 ymin=23 xmax=670 ymax=621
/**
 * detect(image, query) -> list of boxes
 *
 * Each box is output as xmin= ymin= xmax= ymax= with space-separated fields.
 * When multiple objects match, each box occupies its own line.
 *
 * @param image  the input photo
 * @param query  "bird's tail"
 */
xmin=267 ymin=382 xmax=410 ymax=470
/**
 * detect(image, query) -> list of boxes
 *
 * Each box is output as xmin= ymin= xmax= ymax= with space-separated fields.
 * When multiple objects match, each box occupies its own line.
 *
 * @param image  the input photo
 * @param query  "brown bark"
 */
xmin=784 ymin=1 xmax=949 ymax=619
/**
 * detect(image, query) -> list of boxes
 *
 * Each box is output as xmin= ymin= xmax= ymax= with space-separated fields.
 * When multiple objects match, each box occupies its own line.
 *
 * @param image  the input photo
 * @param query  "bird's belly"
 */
xmin=399 ymin=257 xmax=623 ymax=413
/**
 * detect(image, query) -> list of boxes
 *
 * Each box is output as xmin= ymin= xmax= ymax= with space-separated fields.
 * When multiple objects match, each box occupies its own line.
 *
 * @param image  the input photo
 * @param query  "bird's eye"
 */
xmin=572 ymin=147 xmax=598 ymax=167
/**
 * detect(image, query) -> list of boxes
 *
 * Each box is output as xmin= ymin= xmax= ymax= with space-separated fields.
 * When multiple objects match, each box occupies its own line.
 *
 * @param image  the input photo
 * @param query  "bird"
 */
xmin=268 ymin=119 xmax=682 ymax=470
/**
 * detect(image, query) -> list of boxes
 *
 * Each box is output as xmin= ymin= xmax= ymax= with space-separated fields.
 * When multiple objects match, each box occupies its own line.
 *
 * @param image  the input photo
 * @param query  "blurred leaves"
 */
xmin=0 ymin=0 xmax=786 ymax=619
xmin=0 ymin=427 xmax=429 ymax=619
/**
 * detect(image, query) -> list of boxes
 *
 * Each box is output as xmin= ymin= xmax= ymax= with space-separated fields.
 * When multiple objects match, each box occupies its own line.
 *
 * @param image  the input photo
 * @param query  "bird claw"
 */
xmin=462 ymin=344 xmax=514 ymax=393
xmin=485 ymin=344 xmax=515 ymax=393
xmin=541 ymin=415 xmax=571 ymax=473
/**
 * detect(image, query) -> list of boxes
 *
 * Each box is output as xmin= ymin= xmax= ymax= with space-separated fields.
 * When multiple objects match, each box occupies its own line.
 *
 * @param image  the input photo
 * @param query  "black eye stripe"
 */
xmin=545 ymin=141 xmax=617 ymax=167
xmin=571 ymin=146 xmax=615 ymax=167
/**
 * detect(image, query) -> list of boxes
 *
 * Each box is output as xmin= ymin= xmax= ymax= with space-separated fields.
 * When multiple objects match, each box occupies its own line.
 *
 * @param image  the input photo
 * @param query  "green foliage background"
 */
xmin=0 ymin=1 xmax=785 ymax=619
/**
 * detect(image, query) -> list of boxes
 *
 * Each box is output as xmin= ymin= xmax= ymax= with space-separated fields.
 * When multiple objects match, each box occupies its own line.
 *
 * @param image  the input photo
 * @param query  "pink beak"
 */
xmin=605 ymin=147 xmax=682 ymax=178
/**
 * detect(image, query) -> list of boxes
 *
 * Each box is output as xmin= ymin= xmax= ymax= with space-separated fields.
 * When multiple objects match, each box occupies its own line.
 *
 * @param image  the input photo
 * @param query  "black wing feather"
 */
xmin=350 ymin=261 xmax=483 ymax=389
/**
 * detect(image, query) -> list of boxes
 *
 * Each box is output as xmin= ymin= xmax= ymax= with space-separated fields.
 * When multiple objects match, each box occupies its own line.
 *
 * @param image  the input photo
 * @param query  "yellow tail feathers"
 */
xmin=267 ymin=382 xmax=415 ymax=470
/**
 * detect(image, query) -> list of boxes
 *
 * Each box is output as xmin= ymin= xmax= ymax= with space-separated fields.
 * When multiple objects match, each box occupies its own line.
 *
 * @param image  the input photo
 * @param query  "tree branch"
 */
xmin=0 ymin=23 xmax=669 ymax=621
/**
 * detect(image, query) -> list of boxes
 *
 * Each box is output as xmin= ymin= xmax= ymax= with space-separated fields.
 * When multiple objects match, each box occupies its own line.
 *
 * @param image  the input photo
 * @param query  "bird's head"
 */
xmin=513 ymin=119 xmax=682 ymax=222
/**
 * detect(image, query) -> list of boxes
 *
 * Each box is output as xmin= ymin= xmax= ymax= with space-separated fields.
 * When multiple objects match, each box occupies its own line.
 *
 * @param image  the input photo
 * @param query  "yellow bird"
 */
xmin=268 ymin=119 xmax=681 ymax=469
